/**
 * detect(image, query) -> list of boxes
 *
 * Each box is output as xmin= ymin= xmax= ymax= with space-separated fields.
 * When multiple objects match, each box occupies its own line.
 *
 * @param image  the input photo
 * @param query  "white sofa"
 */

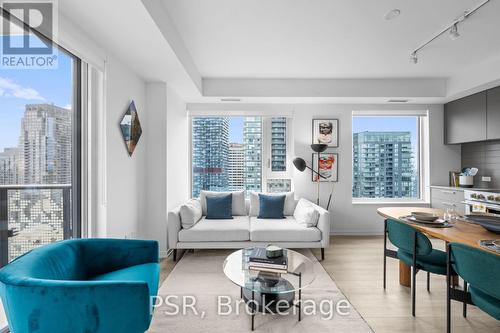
xmin=167 ymin=197 xmax=330 ymax=261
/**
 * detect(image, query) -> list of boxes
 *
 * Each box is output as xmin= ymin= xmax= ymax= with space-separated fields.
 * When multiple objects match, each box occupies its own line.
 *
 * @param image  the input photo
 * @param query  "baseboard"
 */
xmin=330 ymin=231 xmax=384 ymax=236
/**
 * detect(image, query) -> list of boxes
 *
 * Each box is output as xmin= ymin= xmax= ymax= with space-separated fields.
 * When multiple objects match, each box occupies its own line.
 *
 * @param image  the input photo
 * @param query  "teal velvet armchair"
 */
xmin=0 ymin=238 xmax=160 ymax=333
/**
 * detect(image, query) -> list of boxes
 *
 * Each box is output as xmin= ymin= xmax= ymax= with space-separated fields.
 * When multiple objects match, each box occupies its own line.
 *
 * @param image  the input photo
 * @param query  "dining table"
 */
xmin=377 ymin=206 xmax=500 ymax=287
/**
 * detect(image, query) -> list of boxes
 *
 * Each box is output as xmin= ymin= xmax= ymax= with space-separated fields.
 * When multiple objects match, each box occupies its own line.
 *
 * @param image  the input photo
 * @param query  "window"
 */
xmin=191 ymin=116 xmax=291 ymax=197
xmin=0 ymin=15 xmax=81 ymax=269
xmin=352 ymin=115 xmax=420 ymax=200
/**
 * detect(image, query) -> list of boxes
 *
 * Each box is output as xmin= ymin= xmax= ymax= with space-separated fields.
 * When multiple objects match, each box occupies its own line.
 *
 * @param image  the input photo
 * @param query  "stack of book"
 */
xmin=248 ymin=248 xmax=288 ymax=274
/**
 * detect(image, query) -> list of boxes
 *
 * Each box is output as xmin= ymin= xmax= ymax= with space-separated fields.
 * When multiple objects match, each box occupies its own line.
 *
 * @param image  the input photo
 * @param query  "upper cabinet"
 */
xmin=487 ymin=86 xmax=500 ymax=140
xmin=445 ymin=91 xmax=487 ymax=144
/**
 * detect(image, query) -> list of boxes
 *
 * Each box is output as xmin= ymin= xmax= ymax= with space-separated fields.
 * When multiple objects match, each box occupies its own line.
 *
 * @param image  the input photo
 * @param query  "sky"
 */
xmin=352 ymin=116 xmax=418 ymax=147
xmin=0 ymin=37 xmax=73 ymax=152
xmin=229 ymin=117 xmax=244 ymax=143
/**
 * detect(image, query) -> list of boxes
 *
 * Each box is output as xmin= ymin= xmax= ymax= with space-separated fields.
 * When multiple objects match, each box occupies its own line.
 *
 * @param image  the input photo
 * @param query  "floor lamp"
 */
xmin=293 ymin=144 xmax=334 ymax=210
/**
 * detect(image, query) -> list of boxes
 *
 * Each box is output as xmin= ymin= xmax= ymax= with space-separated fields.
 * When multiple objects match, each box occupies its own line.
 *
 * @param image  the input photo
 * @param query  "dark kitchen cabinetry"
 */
xmin=444 ymin=91 xmax=487 ymax=144
xmin=487 ymin=86 xmax=500 ymax=140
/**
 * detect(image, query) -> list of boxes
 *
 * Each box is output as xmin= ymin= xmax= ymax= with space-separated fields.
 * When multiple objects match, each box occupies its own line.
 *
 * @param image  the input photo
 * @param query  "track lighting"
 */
xmin=409 ymin=0 xmax=490 ymax=65
xmin=449 ymin=23 xmax=460 ymax=40
xmin=410 ymin=52 xmax=418 ymax=64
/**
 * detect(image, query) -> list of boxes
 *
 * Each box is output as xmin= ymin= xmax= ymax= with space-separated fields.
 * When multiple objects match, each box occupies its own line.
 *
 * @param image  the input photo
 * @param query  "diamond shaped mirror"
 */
xmin=120 ymin=101 xmax=142 ymax=156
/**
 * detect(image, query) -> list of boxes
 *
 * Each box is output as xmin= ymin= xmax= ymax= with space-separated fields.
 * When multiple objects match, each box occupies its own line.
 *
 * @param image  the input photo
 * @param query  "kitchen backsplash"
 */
xmin=461 ymin=140 xmax=500 ymax=188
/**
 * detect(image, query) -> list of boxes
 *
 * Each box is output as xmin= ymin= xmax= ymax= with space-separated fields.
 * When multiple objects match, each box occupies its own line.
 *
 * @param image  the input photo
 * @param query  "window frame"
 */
xmin=351 ymin=112 xmax=427 ymax=204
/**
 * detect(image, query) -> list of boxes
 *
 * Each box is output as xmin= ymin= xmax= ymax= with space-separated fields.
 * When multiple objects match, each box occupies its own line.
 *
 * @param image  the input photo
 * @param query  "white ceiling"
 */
xmin=161 ymin=0 xmax=500 ymax=79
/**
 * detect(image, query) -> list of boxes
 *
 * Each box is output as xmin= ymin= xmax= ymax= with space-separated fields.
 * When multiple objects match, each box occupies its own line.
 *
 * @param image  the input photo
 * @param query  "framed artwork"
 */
xmin=119 ymin=100 xmax=143 ymax=156
xmin=312 ymin=153 xmax=338 ymax=182
xmin=312 ymin=119 xmax=338 ymax=147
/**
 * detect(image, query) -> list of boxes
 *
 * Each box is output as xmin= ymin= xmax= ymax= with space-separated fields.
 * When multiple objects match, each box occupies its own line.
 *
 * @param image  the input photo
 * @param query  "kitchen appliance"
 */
xmin=463 ymin=190 xmax=500 ymax=216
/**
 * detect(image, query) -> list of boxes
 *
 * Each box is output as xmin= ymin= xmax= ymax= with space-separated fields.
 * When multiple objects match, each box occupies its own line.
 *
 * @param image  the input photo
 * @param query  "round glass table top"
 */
xmin=223 ymin=248 xmax=315 ymax=294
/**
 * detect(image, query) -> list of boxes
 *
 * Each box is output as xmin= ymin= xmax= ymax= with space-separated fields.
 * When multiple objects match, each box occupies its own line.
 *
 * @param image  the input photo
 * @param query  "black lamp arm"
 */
xmin=305 ymin=165 xmax=328 ymax=179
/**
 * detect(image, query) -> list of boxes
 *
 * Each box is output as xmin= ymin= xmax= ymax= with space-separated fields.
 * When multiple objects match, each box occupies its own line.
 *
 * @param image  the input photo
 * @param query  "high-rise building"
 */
xmin=0 ymin=148 xmax=21 ymax=185
xmin=271 ymin=117 xmax=287 ymax=171
xmin=228 ymin=143 xmax=244 ymax=191
xmin=19 ymin=104 xmax=72 ymax=184
xmin=243 ymin=117 xmax=262 ymax=192
xmin=191 ymin=117 xmax=229 ymax=197
xmin=353 ymin=131 xmax=416 ymax=198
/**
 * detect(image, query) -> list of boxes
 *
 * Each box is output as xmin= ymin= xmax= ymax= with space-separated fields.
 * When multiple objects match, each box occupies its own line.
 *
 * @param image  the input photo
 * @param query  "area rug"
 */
xmin=148 ymin=249 xmax=373 ymax=333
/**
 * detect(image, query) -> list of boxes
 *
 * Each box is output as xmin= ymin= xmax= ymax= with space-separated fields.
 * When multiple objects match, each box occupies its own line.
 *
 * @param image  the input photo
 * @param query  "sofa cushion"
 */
xmin=258 ymin=194 xmax=286 ymax=219
xmin=180 ymin=199 xmax=202 ymax=229
xmin=249 ymin=191 xmax=296 ymax=216
xmin=293 ymin=198 xmax=320 ymax=227
xmin=90 ymin=262 xmax=160 ymax=298
xmin=250 ymin=216 xmax=321 ymax=242
xmin=179 ymin=216 xmax=250 ymax=242
xmin=206 ymin=194 xmax=233 ymax=219
xmin=200 ymin=190 xmax=246 ymax=216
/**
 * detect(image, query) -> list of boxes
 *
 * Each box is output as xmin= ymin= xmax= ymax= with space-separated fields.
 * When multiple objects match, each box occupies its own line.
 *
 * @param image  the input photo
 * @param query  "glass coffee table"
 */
xmin=223 ymin=248 xmax=315 ymax=330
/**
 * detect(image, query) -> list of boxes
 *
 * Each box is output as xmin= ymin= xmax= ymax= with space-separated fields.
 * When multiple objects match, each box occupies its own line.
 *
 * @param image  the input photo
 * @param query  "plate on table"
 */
xmin=410 ymin=212 xmax=439 ymax=222
xmin=405 ymin=216 xmax=447 ymax=225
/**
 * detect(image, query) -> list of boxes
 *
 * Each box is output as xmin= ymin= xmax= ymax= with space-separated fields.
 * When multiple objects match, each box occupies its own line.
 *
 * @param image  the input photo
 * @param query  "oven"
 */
xmin=463 ymin=190 xmax=500 ymax=216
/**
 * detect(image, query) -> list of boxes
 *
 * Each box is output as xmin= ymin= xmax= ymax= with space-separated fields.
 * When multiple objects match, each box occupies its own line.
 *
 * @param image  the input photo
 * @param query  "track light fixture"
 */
xmin=410 ymin=52 xmax=418 ymax=64
xmin=410 ymin=0 xmax=490 ymax=64
xmin=449 ymin=23 xmax=460 ymax=40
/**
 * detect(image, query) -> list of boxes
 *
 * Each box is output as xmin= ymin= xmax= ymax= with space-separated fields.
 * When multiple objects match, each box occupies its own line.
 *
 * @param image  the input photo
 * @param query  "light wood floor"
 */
xmin=160 ymin=236 xmax=500 ymax=333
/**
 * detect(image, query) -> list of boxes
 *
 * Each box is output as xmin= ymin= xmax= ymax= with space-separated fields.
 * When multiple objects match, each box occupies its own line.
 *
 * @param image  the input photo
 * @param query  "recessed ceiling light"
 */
xmin=220 ymin=98 xmax=241 ymax=102
xmin=385 ymin=9 xmax=401 ymax=20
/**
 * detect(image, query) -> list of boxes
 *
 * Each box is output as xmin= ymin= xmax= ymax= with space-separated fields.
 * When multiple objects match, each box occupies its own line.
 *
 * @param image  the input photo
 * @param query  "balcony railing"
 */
xmin=0 ymin=184 xmax=72 ymax=268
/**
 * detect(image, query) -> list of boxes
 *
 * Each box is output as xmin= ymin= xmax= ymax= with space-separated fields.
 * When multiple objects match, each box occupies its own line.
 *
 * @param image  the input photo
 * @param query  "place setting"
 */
xmin=399 ymin=211 xmax=455 ymax=228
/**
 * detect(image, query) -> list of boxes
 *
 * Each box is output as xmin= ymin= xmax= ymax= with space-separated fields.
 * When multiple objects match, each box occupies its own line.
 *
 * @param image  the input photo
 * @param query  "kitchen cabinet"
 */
xmin=487 ymin=86 xmax=500 ymax=140
xmin=430 ymin=187 xmax=465 ymax=215
xmin=445 ymin=91 xmax=487 ymax=144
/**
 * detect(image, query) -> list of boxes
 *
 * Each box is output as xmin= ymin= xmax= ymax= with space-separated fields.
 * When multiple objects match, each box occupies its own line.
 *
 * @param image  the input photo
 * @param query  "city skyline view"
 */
xmin=0 ymin=53 xmax=73 ymax=152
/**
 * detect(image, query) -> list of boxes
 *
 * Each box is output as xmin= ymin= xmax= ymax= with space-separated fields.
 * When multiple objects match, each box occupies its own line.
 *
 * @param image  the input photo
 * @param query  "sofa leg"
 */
xmin=321 ymin=248 xmax=325 ymax=261
xmin=173 ymin=249 xmax=177 ymax=262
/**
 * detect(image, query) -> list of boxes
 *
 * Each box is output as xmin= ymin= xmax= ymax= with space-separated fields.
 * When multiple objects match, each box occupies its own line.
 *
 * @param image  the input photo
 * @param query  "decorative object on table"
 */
xmin=312 ymin=119 xmax=338 ymax=147
xmin=248 ymin=247 xmax=288 ymax=273
xmin=479 ymin=240 xmax=500 ymax=253
xmin=265 ymin=245 xmax=284 ymax=258
xmin=312 ymin=153 xmax=338 ymax=182
xmin=465 ymin=214 xmax=500 ymax=233
xmin=293 ymin=156 xmax=334 ymax=210
xmin=119 ymin=100 xmax=142 ymax=156
xmin=459 ymin=166 xmax=477 ymax=188
xmin=449 ymin=171 xmax=460 ymax=187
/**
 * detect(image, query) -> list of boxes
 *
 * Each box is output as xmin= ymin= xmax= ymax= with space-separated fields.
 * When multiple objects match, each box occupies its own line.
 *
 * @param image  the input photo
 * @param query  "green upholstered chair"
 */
xmin=383 ymin=218 xmax=450 ymax=316
xmin=447 ymin=243 xmax=500 ymax=332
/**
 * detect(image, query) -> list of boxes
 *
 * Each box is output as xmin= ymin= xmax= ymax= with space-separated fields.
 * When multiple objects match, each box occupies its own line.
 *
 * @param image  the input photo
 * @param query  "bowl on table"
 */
xmin=410 ymin=212 xmax=439 ymax=222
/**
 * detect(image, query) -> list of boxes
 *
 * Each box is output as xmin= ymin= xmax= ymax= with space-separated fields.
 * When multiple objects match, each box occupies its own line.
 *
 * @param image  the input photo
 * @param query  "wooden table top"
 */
xmin=377 ymin=207 xmax=500 ymax=255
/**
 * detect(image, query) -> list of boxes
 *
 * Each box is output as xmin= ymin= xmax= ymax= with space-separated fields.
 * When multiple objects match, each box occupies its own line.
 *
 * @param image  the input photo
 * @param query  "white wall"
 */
xmin=103 ymin=55 xmax=147 ymax=239
xmin=144 ymin=83 xmax=188 ymax=254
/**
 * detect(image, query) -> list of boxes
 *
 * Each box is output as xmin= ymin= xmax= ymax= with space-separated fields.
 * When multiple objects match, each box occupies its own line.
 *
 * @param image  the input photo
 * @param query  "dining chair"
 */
xmin=383 ymin=218 xmax=450 ymax=316
xmin=446 ymin=242 xmax=500 ymax=333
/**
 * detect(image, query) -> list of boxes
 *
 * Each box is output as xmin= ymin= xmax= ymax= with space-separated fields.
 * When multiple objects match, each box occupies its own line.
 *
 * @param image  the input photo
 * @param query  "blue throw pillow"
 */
xmin=206 ymin=194 xmax=233 ymax=219
xmin=258 ymin=194 xmax=286 ymax=219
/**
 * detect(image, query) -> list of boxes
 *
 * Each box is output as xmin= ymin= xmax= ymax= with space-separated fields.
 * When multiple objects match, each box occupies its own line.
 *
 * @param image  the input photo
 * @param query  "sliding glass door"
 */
xmin=0 ymin=14 xmax=81 ymax=267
